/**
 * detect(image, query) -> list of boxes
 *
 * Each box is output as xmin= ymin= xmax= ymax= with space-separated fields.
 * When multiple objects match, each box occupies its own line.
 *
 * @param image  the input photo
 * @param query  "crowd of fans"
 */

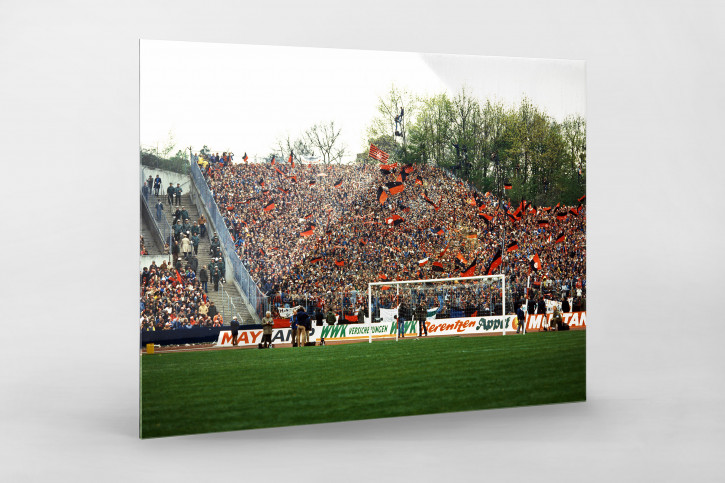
xmin=198 ymin=158 xmax=586 ymax=319
xmin=139 ymin=260 xmax=224 ymax=331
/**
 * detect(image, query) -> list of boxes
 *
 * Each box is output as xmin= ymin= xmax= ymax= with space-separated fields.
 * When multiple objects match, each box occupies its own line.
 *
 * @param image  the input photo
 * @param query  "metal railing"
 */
xmin=141 ymin=188 xmax=173 ymax=255
xmin=189 ymin=159 xmax=269 ymax=319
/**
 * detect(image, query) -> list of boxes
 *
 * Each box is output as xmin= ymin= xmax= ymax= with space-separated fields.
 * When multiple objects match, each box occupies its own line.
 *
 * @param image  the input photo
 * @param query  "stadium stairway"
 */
xmin=140 ymin=218 xmax=163 ymax=254
xmin=154 ymin=192 xmax=255 ymax=325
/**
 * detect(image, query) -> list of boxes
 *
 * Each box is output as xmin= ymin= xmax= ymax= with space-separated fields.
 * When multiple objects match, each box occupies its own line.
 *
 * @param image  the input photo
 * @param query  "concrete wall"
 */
xmin=140 ymin=166 xmax=194 ymax=199
xmin=140 ymin=254 xmax=171 ymax=271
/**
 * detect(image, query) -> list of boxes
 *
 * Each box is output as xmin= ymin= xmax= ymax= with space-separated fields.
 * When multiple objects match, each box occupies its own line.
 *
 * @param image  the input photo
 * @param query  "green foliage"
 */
xmin=140 ymin=148 xmax=189 ymax=175
xmin=141 ymin=331 xmax=585 ymax=438
xmin=365 ymin=87 xmax=586 ymax=205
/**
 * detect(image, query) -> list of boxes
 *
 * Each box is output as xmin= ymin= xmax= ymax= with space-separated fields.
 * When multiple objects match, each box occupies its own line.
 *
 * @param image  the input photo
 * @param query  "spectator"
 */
xmin=154 ymin=174 xmax=162 ymax=196
xmin=261 ymin=311 xmax=274 ymax=348
xmin=166 ymin=182 xmax=175 ymax=205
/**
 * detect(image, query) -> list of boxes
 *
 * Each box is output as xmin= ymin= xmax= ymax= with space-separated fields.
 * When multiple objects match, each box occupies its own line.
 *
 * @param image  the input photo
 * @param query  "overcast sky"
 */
xmin=140 ymin=40 xmax=585 ymax=163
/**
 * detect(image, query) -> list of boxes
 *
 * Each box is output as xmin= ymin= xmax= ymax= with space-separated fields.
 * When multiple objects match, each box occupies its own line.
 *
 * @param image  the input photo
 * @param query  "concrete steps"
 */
xmin=157 ymin=193 xmax=255 ymax=325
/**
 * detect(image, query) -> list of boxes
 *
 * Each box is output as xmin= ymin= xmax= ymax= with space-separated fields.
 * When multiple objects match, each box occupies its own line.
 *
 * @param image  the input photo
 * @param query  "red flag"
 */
xmin=243 ymin=152 xmax=248 ymax=163
xmin=263 ymin=201 xmax=275 ymax=212
xmin=270 ymin=155 xmax=276 ymax=165
xmin=334 ymin=178 xmax=343 ymax=188
xmin=504 ymin=182 xmax=513 ymax=190
xmin=300 ymin=225 xmax=315 ymax=237
xmin=439 ymin=241 xmax=450 ymax=259
xmin=386 ymin=182 xmax=404 ymax=195
xmin=377 ymin=187 xmax=388 ymax=204
xmin=530 ymin=254 xmax=542 ymax=272
xmin=485 ymin=249 xmax=502 ymax=275
xmin=369 ymin=144 xmax=390 ymax=162
xmin=309 ymin=256 xmax=323 ymax=264
xmin=506 ymin=240 xmax=519 ymax=252
xmin=380 ymin=163 xmax=397 ymax=170
xmin=555 ymin=232 xmax=566 ymax=244
xmin=461 ymin=258 xmax=478 ymax=277
xmin=431 ymin=262 xmax=444 ymax=272
xmin=335 ymin=260 xmax=345 ymax=267
xmin=578 ymin=195 xmax=586 ymax=203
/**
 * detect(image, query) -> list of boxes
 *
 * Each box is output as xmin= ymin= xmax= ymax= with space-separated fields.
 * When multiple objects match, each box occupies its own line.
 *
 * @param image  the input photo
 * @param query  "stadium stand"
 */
xmin=197 ymin=158 xmax=586 ymax=319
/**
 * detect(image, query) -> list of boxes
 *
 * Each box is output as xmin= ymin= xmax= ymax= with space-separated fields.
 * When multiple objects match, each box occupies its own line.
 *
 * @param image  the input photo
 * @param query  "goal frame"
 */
xmin=367 ymin=274 xmax=506 ymax=343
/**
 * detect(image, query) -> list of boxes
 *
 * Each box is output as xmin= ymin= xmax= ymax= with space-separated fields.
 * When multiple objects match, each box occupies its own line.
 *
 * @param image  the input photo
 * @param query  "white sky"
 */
xmin=140 ymin=40 xmax=585 ymax=163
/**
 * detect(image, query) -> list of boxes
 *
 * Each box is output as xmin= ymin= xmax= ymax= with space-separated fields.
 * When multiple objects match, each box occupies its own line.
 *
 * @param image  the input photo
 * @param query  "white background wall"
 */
xmin=2 ymin=1 xmax=724 ymax=482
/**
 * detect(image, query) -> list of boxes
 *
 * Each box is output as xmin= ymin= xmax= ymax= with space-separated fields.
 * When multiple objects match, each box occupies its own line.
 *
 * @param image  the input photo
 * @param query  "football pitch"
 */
xmin=140 ymin=331 xmax=585 ymax=438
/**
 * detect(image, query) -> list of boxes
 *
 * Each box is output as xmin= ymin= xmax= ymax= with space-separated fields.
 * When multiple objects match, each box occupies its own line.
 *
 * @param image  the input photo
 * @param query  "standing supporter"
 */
xmin=175 ymin=183 xmax=183 ymax=205
xmin=516 ymin=303 xmax=526 ymax=334
xmin=290 ymin=308 xmax=298 ymax=347
xmin=198 ymin=214 xmax=207 ymax=238
xmin=230 ymin=316 xmax=240 ymax=346
xmin=212 ymin=265 xmax=220 ymax=291
xmin=166 ymin=182 xmax=175 ymax=205
xmin=199 ymin=266 xmax=208 ymax=292
xmin=296 ymin=306 xmax=310 ymax=346
xmin=208 ymin=301 xmax=218 ymax=319
xmin=154 ymin=174 xmax=162 ymax=196
xmin=261 ymin=311 xmax=274 ymax=348
xmin=415 ymin=302 xmax=428 ymax=337
xmin=326 ymin=308 xmax=337 ymax=326
xmin=155 ymin=199 xmax=164 ymax=221
xmin=180 ymin=235 xmax=192 ymax=260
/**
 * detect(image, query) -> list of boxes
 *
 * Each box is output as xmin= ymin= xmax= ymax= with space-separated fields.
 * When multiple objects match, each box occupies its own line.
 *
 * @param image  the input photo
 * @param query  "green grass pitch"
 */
xmin=140 ymin=331 xmax=585 ymax=438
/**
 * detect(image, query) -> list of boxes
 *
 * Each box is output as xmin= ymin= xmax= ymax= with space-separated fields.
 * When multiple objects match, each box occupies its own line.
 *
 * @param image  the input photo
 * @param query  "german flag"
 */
xmin=310 ymin=256 xmax=323 ymax=264
xmin=243 ymin=152 xmax=248 ymax=163
xmin=578 ymin=195 xmax=586 ymax=203
xmin=556 ymin=212 xmax=567 ymax=220
xmin=529 ymin=254 xmax=542 ymax=272
xmin=431 ymin=261 xmax=444 ymax=272
xmin=479 ymin=213 xmax=493 ymax=223
xmin=485 ymin=249 xmax=502 ymax=275
xmin=300 ymin=225 xmax=315 ymax=237
xmin=335 ymin=260 xmax=345 ymax=267
xmin=538 ymin=220 xmax=549 ymax=228
xmin=386 ymin=182 xmax=404 ymax=195
xmin=461 ymin=258 xmax=478 ymax=277
xmin=506 ymin=240 xmax=519 ymax=252
xmin=263 ymin=200 xmax=275 ymax=212
xmin=504 ymin=181 xmax=513 ymax=190
xmin=377 ymin=187 xmax=388 ymax=204
xmin=555 ymin=232 xmax=566 ymax=244
xmin=334 ymin=178 xmax=343 ymax=188
xmin=369 ymin=144 xmax=390 ymax=162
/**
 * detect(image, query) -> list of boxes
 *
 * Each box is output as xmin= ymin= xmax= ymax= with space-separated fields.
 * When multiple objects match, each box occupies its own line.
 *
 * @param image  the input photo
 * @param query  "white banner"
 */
xmin=379 ymin=307 xmax=398 ymax=325
xmin=216 ymin=327 xmax=319 ymax=347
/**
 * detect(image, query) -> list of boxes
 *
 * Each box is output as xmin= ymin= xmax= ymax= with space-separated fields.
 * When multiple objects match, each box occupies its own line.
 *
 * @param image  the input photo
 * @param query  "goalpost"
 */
xmin=367 ymin=274 xmax=512 ymax=343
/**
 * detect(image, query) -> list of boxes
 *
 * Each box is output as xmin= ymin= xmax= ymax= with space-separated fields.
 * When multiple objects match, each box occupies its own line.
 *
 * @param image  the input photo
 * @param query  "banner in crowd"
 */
xmin=319 ymin=315 xmax=516 ymax=341
xmin=524 ymin=311 xmax=587 ymax=331
xmin=278 ymin=307 xmax=295 ymax=319
xmin=379 ymin=307 xmax=398 ymax=325
xmin=216 ymin=327 xmax=319 ymax=347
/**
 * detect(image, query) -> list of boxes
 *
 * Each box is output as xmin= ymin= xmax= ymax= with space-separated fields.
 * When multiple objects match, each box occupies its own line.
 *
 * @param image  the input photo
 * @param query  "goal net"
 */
xmin=367 ymin=274 xmax=518 ymax=342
